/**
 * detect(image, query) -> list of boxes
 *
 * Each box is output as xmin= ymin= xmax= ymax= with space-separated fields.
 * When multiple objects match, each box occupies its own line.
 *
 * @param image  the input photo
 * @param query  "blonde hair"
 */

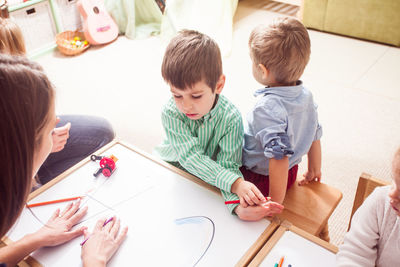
xmin=0 ymin=17 xmax=26 ymax=55
xmin=249 ymin=17 xmax=310 ymax=85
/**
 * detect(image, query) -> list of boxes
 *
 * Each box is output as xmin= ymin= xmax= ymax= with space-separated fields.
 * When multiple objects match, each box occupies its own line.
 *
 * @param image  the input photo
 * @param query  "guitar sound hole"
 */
xmin=93 ymin=6 xmax=99 ymax=14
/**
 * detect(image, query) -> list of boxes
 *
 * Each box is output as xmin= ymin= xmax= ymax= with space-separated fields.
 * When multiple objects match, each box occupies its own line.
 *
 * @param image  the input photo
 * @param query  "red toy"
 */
xmin=91 ymin=154 xmax=118 ymax=177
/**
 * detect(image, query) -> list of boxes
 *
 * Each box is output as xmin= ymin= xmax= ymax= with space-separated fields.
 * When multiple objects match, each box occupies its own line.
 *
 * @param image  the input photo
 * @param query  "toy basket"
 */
xmin=55 ymin=30 xmax=90 ymax=56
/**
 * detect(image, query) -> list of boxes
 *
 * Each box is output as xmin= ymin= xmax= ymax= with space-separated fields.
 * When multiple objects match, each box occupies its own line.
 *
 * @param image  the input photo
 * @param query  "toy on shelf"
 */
xmin=91 ymin=154 xmax=118 ymax=177
xmin=0 ymin=0 xmax=9 ymax=18
xmin=56 ymin=30 xmax=90 ymax=56
xmin=77 ymin=0 xmax=118 ymax=45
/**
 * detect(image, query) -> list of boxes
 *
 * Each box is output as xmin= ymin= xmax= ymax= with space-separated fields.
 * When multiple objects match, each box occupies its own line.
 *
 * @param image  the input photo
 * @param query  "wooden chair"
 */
xmin=348 ymin=172 xmax=390 ymax=230
xmin=277 ymin=180 xmax=343 ymax=242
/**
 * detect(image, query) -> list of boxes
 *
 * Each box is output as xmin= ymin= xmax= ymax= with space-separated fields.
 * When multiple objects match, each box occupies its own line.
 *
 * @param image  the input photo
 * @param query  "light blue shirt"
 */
xmin=242 ymin=81 xmax=322 ymax=175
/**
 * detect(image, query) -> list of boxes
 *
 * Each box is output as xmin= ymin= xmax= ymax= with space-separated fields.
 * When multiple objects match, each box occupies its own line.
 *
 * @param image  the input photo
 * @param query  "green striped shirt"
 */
xmin=154 ymin=94 xmax=243 ymax=213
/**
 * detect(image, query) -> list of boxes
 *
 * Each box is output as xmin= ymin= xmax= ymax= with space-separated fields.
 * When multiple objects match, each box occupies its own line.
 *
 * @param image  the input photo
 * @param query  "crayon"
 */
xmin=80 ymin=217 xmax=114 ymax=246
xmin=278 ymin=256 xmax=284 ymax=267
xmin=225 ymin=197 xmax=271 ymax=205
xmin=27 ymin=196 xmax=83 ymax=208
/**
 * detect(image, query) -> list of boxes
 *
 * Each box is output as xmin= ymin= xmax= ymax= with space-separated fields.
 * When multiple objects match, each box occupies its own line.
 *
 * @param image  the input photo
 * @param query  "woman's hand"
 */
xmin=81 ymin=217 xmax=128 ymax=267
xmin=33 ymin=198 xmax=88 ymax=247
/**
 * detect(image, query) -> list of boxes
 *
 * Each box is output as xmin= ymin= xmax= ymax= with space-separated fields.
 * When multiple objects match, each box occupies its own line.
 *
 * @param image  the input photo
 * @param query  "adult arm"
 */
xmin=81 ymin=217 xmax=128 ymax=267
xmin=0 ymin=200 xmax=87 ymax=266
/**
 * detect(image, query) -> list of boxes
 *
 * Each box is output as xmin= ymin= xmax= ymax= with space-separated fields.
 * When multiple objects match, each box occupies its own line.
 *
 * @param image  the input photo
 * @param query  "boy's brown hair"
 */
xmin=249 ymin=17 xmax=311 ymax=85
xmin=161 ymin=29 xmax=222 ymax=91
xmin=0 ymin=18 xmax=26 ymax=55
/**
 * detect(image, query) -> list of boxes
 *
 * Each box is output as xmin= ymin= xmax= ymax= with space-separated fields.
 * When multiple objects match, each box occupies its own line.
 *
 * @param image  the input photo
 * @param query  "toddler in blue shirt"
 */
xmin=236 ymin=17 xmax=322 ymax=221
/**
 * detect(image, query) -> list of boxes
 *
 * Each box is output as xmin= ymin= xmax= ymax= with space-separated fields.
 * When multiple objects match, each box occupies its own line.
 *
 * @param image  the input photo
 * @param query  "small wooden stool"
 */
xmin=277 ymin=180 xmax=342 ymax=242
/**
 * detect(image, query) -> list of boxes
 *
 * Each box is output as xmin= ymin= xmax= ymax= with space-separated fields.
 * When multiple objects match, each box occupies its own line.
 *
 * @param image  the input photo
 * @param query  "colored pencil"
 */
xmin=27 ymin=196 xmax=83 ymax=208
xmin=224 ymin=197 xmax=271 ymax=205
xmin=80 ymin=217 xmax=114 ymax=246
xmin=278 ymin=256 xmax=284 ymax=267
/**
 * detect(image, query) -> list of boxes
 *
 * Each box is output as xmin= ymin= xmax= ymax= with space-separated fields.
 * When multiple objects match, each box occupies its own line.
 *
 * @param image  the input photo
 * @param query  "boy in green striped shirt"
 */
xmin=154 ymin=30 xmax=283 ymax=220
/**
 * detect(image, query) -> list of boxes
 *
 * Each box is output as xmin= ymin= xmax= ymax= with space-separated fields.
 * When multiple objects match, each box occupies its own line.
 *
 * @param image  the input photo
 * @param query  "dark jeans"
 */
xmin=37 ymin=115 xmax=115 ymax=185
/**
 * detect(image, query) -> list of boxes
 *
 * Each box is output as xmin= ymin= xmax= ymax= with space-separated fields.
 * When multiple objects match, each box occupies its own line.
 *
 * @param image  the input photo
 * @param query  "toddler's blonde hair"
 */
xmin=0 ymin=18 xmax=26 ymax=55
xmin=249 ymin=17 xmax=310 ymax=84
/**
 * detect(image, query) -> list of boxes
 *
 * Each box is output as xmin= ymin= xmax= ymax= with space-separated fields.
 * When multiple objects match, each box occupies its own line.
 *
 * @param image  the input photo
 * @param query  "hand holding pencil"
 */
xmin=231 ymin=178 xmax=266 ymax=207
xmin=81 ymin=217 xmax=128 ymax=267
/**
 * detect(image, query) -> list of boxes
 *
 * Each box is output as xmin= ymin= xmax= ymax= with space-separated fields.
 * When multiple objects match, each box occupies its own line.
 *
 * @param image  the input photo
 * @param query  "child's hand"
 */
xmin=298 ymin=170 xmax=321 ymax=186
xmin=33 ymin=198 xmax=88 ymax=247
xmin=231 ymin=178 xmax=265 ymax=207
xmin=51 ymin=118 xmax=71 ymax=153
xmin=235 ymin=200 xmax=284 ymax=221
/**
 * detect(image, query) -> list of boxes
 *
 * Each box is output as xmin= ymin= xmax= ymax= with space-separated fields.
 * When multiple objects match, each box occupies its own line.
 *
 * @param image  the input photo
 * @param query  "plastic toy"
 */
xmin=63 ymin=36 xmax=89 ymax=49
xmin=90 ymin=154 xmax=118 ymax=177
xmin=77 ymin=0 xmax=119 ymax=45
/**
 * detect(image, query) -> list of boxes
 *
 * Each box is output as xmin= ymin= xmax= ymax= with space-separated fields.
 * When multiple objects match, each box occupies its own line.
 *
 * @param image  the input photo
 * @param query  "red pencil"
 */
xmin=278 ymin=256 xmax=284 ymax=267
xmin=225 ymin=197 xmax=271 ymax=205
xmin=27 ymin=196 xmax=83 ymax=208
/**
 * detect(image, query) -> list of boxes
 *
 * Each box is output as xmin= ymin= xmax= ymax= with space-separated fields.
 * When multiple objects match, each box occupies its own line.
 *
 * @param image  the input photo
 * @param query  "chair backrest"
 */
xmin=348 ymin=172 xmax=390 ymax=230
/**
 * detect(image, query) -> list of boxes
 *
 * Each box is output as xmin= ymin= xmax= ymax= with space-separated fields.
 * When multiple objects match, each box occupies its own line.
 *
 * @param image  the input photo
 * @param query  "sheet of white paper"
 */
xmin=258 ymin=231 xmax=336 ymax=267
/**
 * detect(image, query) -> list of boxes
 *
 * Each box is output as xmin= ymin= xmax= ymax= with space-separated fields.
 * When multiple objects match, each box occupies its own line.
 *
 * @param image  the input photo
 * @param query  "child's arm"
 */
xmin=298 ymin=140 xmax=321 ymax=185
xmin=216 ymin=114 xmax=265 ymax=211
xmin=160 ymin=109 xmax=250 ymax=205
xmin=248 ymin=101 xmax=294 ymax=205
xmin=230 ymin=178 xmax=265 ymax=207
xmin=336 ymin=188 xmax=382 ymax=267
xmin=215 ymin=115 xmax=265 ymax=208
xmin=268 ymin=156 xmax=289 ymax=204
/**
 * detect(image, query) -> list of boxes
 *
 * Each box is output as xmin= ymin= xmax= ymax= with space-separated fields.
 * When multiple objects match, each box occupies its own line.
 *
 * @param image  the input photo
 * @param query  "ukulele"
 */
xmin=77 ymin=0 xmax=118 ymax=45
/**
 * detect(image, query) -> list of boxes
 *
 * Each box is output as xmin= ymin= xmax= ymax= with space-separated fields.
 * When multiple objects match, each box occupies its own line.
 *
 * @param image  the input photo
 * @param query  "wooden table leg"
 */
xmin=319 ymin=223 xmax=330 ymax=242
